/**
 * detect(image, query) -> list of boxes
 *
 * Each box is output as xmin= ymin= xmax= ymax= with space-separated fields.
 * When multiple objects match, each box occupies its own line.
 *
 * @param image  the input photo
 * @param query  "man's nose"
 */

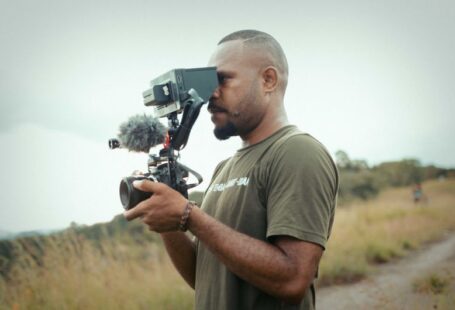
xmin=210 ymin=85 xmax=221 ymax=99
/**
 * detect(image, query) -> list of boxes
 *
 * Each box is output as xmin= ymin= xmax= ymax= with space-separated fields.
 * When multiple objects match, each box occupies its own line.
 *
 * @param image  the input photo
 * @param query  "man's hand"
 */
xmin=123 ymin=180 xmax=187 ymax=233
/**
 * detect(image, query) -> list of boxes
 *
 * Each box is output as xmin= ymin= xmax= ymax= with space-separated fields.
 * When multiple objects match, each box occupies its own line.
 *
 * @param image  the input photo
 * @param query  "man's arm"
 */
xmin=160 ymin=232 xmax=197 ymax=288
xmin=125 ymin=181 xmax=322 ymax=304
xmin=188 ymin=207 xmax=322 ymax=304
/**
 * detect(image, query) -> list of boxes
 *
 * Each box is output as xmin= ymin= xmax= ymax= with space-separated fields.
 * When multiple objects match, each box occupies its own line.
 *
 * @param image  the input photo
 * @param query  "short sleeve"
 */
xmin=265 ymin=134 xmax=338 ymax=249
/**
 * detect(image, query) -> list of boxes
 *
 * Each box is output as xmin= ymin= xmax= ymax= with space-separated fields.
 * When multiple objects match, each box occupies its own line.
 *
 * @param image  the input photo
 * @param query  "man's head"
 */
xmin=218 ymin=30 xmax=289 ymax=92
xmin=207 ymin=30 xmax=289 ymax=141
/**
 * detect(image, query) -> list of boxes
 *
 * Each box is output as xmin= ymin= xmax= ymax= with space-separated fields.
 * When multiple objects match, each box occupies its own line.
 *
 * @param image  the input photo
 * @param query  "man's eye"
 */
xmin=218 ymin=74 xmax=227 ymax=84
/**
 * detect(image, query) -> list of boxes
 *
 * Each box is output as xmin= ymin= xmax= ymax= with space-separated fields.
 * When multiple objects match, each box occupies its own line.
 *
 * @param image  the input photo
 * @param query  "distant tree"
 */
xmin=336 ymin=151 xmax=379 ymax=201
xmin=335 ymin=150 xmax=369 ymax=172
xmin=335 ymin=150 xmax=351 ymax=169
xmin=351 ymin=159 xmax=369 ymax=171
xmin=339 ymin=169 xmax=380 ymax=201
xmin=373 ymin=159 xmax=423 ymax=187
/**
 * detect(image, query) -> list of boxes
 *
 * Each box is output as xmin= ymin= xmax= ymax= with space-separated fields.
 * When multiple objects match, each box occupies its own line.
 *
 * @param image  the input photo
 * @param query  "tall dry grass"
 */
xmin=318 ymin=178 xmax=455 ymax=286
xmin=0 ymin=232 xmax=193 ymax=309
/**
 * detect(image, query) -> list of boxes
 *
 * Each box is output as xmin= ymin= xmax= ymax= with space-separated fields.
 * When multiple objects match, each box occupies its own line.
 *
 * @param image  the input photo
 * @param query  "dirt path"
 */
xmin=317 ymin=232 xmax=455 ymax=309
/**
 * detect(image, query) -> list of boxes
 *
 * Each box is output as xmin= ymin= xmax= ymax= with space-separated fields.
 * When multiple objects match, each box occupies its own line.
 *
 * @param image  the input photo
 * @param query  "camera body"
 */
xmin=120 ymin=155 xmax=190 ymax=210
xmin=142 ymin=67 xmax=218 ymax=118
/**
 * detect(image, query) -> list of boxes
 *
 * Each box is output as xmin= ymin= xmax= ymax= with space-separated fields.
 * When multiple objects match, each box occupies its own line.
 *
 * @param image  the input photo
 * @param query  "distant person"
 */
xmin=413 ymin=183 xmax=423 ymax=204
xmin=125 ymin=30 xmax=338 ymax=309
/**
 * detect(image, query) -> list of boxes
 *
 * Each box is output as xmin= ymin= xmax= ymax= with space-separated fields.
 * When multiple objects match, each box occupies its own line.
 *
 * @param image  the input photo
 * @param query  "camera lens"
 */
xmin=119 ymin=176 xmax=153 ymax=210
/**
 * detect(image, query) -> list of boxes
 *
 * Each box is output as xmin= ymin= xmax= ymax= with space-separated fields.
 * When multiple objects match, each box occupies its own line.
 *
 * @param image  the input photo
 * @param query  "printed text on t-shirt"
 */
xmin=208 ymin=177 xmax=250 ymax=192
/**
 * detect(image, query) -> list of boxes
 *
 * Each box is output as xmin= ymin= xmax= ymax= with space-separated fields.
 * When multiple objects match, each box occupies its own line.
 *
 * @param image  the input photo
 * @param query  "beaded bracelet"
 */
xmin=179 ymin=201 xmax=195 ymax=232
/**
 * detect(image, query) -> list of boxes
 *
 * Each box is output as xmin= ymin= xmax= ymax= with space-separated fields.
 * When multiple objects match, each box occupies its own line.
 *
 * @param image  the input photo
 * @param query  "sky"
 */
xmin=1 ymin=0 xmax=454 ymax=233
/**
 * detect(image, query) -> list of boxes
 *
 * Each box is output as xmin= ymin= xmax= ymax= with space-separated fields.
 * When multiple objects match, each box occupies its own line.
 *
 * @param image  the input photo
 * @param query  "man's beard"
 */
xmin=213 ymin=121 xmax=238 ymax=140
xmin=211 ymin=79 xmax=260 ymax=141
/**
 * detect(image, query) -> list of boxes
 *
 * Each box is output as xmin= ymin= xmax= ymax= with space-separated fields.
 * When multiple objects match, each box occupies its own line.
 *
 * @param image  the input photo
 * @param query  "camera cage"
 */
xmin=148 ymin=88 xmax=205 ymax=198
xmin=111 ymin=67 xmax=218 ymax=209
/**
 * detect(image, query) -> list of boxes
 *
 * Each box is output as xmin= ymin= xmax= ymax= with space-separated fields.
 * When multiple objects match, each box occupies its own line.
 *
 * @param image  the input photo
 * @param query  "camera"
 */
xmin=111 ymin=67 xmax=218 ymax=210
xmin=119 ymin=152 xmax=201 ymax=210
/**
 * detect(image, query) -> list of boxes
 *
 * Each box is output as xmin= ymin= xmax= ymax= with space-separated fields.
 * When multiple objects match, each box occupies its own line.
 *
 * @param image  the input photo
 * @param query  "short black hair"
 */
xmin=218 ymin=30 xmax=289 ymax=81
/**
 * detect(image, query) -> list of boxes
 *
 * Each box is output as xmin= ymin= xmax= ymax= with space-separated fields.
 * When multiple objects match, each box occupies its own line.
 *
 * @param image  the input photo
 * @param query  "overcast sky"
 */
xmin=1 ymin=0 xmax=454 ymax=233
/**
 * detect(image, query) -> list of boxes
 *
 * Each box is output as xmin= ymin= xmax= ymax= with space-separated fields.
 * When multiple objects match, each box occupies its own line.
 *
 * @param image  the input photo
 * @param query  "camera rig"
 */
xmin=110 ymin=67 xmax=218 ymax=210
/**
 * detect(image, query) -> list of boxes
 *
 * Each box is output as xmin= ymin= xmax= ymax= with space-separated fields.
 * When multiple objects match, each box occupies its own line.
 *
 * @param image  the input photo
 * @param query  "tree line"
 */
xmin=335 ymin=150 xmax=454 ymax=202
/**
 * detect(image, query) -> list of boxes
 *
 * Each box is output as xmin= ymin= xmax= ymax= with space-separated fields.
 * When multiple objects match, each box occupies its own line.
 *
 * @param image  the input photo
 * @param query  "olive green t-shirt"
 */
xmin=195 ymin=125 xmax=338 ymax=310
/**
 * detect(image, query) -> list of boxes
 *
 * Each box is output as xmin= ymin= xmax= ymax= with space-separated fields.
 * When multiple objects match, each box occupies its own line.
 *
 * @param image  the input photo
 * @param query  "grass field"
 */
xmin=1 ymin=178 xmax=454 ymax=309
xmin=318 ymin=178 xmax=455 ymax=286
xmin=0 ymin=233 xmax=193 ymax=310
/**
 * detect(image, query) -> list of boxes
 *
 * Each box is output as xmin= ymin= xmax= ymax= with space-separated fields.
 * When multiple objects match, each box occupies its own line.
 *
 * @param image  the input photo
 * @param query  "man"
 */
xmin=125 ymin=30 xmax=338 ymax=309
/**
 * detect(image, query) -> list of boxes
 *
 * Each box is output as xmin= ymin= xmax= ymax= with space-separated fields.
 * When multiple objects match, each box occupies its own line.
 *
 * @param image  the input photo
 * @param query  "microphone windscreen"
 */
xmin=118 ymin=114 xmax=167 ymax=152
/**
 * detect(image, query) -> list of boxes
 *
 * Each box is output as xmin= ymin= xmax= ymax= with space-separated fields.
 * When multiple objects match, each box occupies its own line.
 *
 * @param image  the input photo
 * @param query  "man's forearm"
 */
xmin=187 ymin=207 xmax=319 ymax=303
xmin=160 ymin=232 xmax=197 ymax=289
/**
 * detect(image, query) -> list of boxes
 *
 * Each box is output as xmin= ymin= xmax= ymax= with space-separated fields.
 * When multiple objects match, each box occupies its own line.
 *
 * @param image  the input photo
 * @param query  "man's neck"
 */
xmin=240 ymin=112 xmax=289 ymax=147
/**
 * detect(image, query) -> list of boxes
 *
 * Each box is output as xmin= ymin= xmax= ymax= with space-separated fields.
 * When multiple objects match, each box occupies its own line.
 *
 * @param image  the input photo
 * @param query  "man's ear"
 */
xmin=262 ymin=66 xmax=278 ymax=92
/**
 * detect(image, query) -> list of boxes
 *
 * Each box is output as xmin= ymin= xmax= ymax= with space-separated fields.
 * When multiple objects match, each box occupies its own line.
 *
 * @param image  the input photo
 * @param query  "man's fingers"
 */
xmin=124 ymin=203 xmax=146 ymax=221
xmin=123 ymin=180 xmax=165 ymax=221
xmin=133 ymin=179 xmax=161 ymax=193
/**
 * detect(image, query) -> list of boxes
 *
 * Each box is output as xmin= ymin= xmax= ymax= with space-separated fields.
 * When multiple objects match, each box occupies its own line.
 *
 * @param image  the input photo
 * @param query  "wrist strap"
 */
xmin=179 ymin=201 xmax=195 ymax=232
